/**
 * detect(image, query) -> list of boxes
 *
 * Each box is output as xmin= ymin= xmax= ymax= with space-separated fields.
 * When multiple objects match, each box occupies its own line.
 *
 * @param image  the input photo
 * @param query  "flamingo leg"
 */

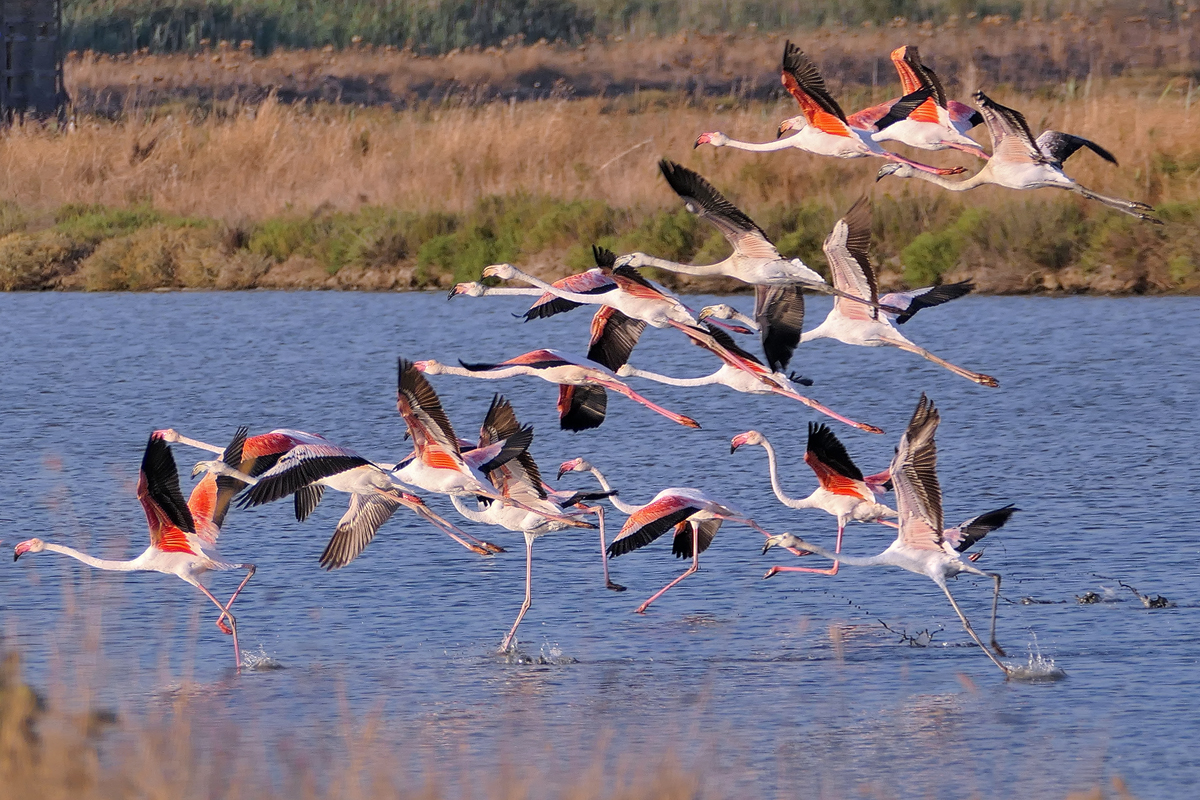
xmin=884 ymin=151 xmax=966 ymax=177
xmin=500 ymin=536 xmax=535 ymax=652
xmin=876 ymin=519 xmax=900 ymax=529
xmin=595 ymin=379 xmax=701 ymax=429
xmin=938 ymin=579 xmax=1009 ymax=676
xmin=883 ymin=338 xmax=1000 ymax=388
xmin=775 ymin=387 xmax=884 ymax=434
xmin=393 ymin=491 xmax=505 ymax=555
xmin=634 ymin=523 xmax=700 ymax=614
xmin=212 ymin=564 xmax=256 ymax=634
xmin=196 ymin=583 xmax=244 ymax=670
xmin=1071 ymin=184 xmax=1160 ymax=222
xmin=592 ymin=504 xmax=625 ymax=592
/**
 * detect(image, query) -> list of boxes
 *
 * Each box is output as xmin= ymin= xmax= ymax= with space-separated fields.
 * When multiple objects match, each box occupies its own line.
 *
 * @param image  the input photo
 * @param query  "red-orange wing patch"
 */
xmin=805 ymin=452 xmax=871 ymax=499
xmin=244 ymin=432 xmax=302 ymax=458
xmin=908 ymin=97 xmax=942 ymax=124
xmin=156 ymin=524 xmax=197 ymax=554
xmin=188 ymin=475 xmax=217 ymax=528
xmin=422 ymin=444 xmax=461 ymax=471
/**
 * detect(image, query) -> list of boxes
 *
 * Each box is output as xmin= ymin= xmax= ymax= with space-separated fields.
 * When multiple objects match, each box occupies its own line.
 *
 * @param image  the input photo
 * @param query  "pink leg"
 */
xmin=885 ymin=151 xmax=967 ymax=176
xmin=500 ymin=536 xmax=534 ymax=652
xmin=591 ymin=505 xmax=625 ymax=592
xmin=197 ymin=582 xmax=246 ymax=670
xmin=776 ymin=388 xmax=884 ymax=435
xmin=634 ymin=524 xmax=699 ymax=614
xmin=762 ymin=519 xmax=843 ymax=578
xmin=601 ymin=380 xmax=701 ymax=429
xmin=876 ymin=519 xmax=899 ymax=529
xmin=397 ymin=492 xmax=506 ymax=554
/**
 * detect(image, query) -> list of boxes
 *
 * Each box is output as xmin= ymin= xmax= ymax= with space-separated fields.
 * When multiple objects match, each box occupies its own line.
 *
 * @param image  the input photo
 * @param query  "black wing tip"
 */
xmin=592 ymin=244 xmax=616 ymax=268
xmin=806 ymin=421 xmax=863 ymax=481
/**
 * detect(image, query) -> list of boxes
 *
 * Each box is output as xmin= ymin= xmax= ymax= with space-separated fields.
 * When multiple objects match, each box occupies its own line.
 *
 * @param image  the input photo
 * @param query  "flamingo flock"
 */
xmin=14 ymin=38 xmax=1157 ymax=680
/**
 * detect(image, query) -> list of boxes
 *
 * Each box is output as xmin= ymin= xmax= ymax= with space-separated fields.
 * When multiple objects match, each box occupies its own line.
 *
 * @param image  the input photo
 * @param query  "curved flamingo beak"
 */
xmin=556 ymin=459 xmax=580 ymax=481
xmin=776 ymin=121 xmax=790 ymax=139
xmin=694 ymin=132 xmax=712 ymax=148
xmin=411 ymin=360 xmax=429 ymax=373
xmin=448 ymin=283 xmax=468 ymax=299
xmin=481 ymin=265 xmax=503 ymax=279
xmin=14 ymin=541 xmax=33 ymax=561
xmin=697 ymin=306 xmax=714 ymax=323
xmin=730 ymin=431 xmax=755 ymax=453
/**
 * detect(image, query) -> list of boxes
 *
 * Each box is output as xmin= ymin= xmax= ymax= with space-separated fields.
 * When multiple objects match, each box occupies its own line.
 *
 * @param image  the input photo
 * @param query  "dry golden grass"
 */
xmin=6 ymin=86 xmax=1197 ymax=224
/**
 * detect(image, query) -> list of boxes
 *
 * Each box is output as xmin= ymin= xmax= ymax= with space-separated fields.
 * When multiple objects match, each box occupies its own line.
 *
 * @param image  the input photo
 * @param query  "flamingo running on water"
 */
xmin=730 ymin=425 xmax=896 ymax=575
xmin=876 ymin=91 xmax=1162 ymax=224
xmin=762 ymin=394 xmax=1012 ymax=676
xmin=557 ymin=458 xmax=790 ymax=614
xmin=446 ymin=397 xmax=619 ymax=650
xmin=848 ymin=45 xmax=988 ymax=159
xmin=14 ymin=430 xmax=256 ymax=670
xmin=695 ymin=42 xmax=966 ymax=177
xmin=162 ymin=427 xmax=503 ymax=566
xmin=700 ymin=197 xmax=999 ymax=387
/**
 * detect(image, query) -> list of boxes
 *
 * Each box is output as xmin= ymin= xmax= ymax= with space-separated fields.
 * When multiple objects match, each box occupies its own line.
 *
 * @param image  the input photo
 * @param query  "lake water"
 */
xmin=1 ymin=291 xmax=1198 ymax=798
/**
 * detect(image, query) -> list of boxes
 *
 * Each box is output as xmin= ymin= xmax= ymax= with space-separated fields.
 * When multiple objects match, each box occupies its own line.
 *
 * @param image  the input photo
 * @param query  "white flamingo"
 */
xmin=876 ymin=90 xmax=1162 ymax=224
xmin=762 ymin=394 xmax=1011 ymax=676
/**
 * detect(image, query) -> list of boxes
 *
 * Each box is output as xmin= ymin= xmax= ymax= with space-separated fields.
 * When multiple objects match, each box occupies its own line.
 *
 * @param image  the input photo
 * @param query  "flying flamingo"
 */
xmin=446 ymin=398 xmax=619 ymax=650
xmin=160 ymin=427 xmax=504 ymax=564
xmin=557 ymin=458 xmax=792 ymax=614
xmin=730 ymin=425 xmax=896 ymax=576
xmin=694 ymin=42 xmax=965 ymax=177
xmin=700 ymin=197 xmax=999 ymax=387
xmin=848 ymin=45 xmax=988 ymax=158
xmin=14 ymin=430 xmax=256 ymax=670
xmin=614 ymin=160 xmax=904 ymax=371
xmin=762 ymin=394 xmax=1011 ymax=675
xmin=414 ymin=349 xmax=701 ymax=431
xmin=876 ymin=91 xmax=1162 ymax=223
xmin=618 ymin=322 xmax=884 ymax=434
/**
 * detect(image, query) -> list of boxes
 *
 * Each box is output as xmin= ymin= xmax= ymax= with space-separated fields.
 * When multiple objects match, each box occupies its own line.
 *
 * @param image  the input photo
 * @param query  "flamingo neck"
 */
xmin=789 ymin=539 xmax=891 ymax=568
xmin=721 ymin=136 xmax=800 ymax=152
xmin=483 ymin=287 xmax=542 ymax=296
xmin=450 ymin=495 xmax=493 ymax=524
xmin=586 ymin=467 xmax=641 ymax=515
xmin=42 ymin=542 xmax=145 ymax=572
xmin=757 ymin=438 xmax=812 ymax=509
xmin=906 ymin=166 xmax=991 ymax=192
xmin=502 ymin=268 xmax=596 ymax=304
xmin=170 ymin=434 xmax=224 ymax=455
xmin=635 ymin=255 xmax=730 ymax=277
xmin=623 ymin=366 xmax=718 ymax=388
xmin=439 ymin=364 xmax=528 ymax=380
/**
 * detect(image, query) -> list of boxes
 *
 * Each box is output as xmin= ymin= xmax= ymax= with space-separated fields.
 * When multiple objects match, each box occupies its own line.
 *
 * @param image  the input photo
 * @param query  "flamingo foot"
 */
xmin=935 ymin=166 xmax=968 ymax=176
xmin=216 ymin=620 xmax=233 ymax=635
xmin=606 ymin=580 xmax=627 ymax=592
xmin=857 ymin=423 xmax=885 ymax=435
xmin=975 ymin=374 xmax=1000 ymax=388
xmin=633 ymin=603 xmax=651 ymax=614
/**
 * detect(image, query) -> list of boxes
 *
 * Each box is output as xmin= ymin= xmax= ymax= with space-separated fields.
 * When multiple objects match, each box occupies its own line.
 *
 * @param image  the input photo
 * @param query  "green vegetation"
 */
xmin=1 ymin=194 xmax=1196 ymax=293
xmin=62 ymin=0 xmax=1178 ymax=55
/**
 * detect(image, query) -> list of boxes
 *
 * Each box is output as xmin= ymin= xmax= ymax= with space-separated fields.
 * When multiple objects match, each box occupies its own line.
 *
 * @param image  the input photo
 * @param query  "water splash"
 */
xmin=240 ymin=646 xmax=284 ymax=672
xmin=497 ymin=641 xmax=577 ymax=665
xmin=1005 ymin=634 xmax=1066 ymax=682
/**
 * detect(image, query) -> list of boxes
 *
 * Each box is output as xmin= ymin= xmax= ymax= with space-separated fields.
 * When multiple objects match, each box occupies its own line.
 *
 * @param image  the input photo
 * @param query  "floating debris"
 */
xmin=1018 ymin=597 xmax=1064 ymax=605
xmin=1076 ymin=591 xmax=1104 ymax=604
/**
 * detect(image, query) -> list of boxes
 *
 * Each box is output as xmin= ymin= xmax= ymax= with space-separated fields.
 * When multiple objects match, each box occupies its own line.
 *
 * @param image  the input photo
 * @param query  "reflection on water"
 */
xmin=2 ymin=292 xmax=1199 ymax=798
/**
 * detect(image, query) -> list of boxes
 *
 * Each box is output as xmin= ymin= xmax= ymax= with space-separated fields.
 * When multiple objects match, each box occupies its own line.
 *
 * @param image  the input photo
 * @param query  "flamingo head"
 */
xmin=615 ymin=364 xmax=635 ymax=378
xmin=556 ymin=457 xmax=593 ymax=481
xmin=875 ymin=162 xmax=915 ymax=181
xmin=777 ymin=115 xmax=805 ymax=137
xmin=481 ymin=263 xmax=517 ymax=281
xmin=694 ymin=131 xmax=728 ymax=148
xmin=14 ymin=538 xmax=45 ymax=561
xmin=449 ymin=282 xmax=485 ymax=299
xmin=613 ymin=252 xmax=642 ymax=268
xmin=191 ymin=459 xmax=248 ymax=480
xmin=412 ymin=359 xmax=443 ymax=375
xmin=761 ymin=533 xmax=810 ymax=556
xmin=730 ymin=430 xmax=765 ymax=453
xmin=696 ymin=304 xmax=734 ymax=323
xmin=153 ymin=428 xmax=181 ymax=443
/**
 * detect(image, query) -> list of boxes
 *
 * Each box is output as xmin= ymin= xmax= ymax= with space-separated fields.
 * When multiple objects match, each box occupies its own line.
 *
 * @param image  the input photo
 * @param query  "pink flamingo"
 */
xmin=14 ymin=430 xmax=255 ymax=670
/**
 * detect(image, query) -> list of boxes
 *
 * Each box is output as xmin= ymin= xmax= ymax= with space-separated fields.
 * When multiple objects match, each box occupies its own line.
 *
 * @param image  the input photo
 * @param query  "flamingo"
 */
xmin=848 ymin=45 xmax=988 ymax=159
xmin=762 ymin=394 xmax=1011 ymax=676
xmin=14 ymin=430 xmax=256 ymax=670
xmin=615 ymin=160 xmax=905 ymax=372
xmin=700 ymin=197 xmax=999 ymax=387
xmin=694 ymin=42 xmax=965 ymax=177
xmin=730 ymin=425 xmax=896 ymax=576
xmin=618 ymin=322 xmax=884 ymax=434
xmin=414 ymin=349 xmax=701 ymax=431
xmin=161 ymin=427 xmax=504 ymax=564
xmin=876 ymin=91 xmax=1162 ymax=224
xmin=556 ymin=458 xmax=791 ymax=614
xmin=446 ymin=398 xmax=619 ymax=650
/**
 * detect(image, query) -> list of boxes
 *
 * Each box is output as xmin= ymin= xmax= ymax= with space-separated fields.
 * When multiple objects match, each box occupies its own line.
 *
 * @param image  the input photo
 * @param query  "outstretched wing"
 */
xmin=187 ymin=426 xmax=249 ymax=540
xmin=972 ymin=91 xmax=1044 ymax=164
xmin=945 ymin=504 xmax=1019 ymax=553
xmin=238 ymin=443 xmax=370 ymax=509
xmin=397 ymin=357 xmax=461 ymax=456
xmin=781 ymin=41 xmax=849 ymax=134
xmin=607 ymin=494 xmax=703 ymax=557
xmin=896 ymin=45 xmax=948 ymax=108
xmin=558 ymin=384 xmax=609 ymax=431
xmin=805 ymin=421 xmax=865 ymax=483
xmin=478 ymin=394 xmax=544 ymax=499
xmin=754 ymin=284 xmax=804 ymax=374
xmin=658 ymin=159 xmax=780 ymax=260
xmin=587 ymin=306 xmax=646 ymax=372
xmin=140 ymin=434 xmax=196 ymax=554
xmin=1035 ymin=131 xmax=1117 ymax=168
xmin=879 ymin=281 xmax=973 ymax=325
xmin=318 ymin=492 xmax=402 ymax=570
xmin=671 ymin=518 xmax=722 ymax=559
xmin=823 ymin=197 xmax=878 ymax=321
xmin=873 ymin=88 xmax=936 ymax=130
xmin=523 ymin=268 xmax=616 ymax=321
xmin=890 ymin=394 xmax=944 ymax=551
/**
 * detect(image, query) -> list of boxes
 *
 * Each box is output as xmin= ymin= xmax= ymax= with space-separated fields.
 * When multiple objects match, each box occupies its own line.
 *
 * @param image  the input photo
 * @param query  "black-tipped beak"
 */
xmin=730 ymin=444 xmax=738 ymax=454
xmin=692 ymin=140 xmax=700 ymax=149
xmin=760 ymin=542 xmax=771 ymax=555
xmin=556 ymin=467 xmax=568 ymax=481
xmin=776 ymin=126 xmax=786 ymax=139
xmin=447 ymin=286 xmax=458 ymax=300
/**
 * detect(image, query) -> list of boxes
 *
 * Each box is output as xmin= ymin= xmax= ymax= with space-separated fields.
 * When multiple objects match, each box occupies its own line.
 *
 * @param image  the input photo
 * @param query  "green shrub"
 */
xmin=79 ymin=224 xmax=222 ymax=290
xmin=900 ymin=207 xmax=987 ymax=286
xmin=0 ymin=232 xmax=79 ymax=290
